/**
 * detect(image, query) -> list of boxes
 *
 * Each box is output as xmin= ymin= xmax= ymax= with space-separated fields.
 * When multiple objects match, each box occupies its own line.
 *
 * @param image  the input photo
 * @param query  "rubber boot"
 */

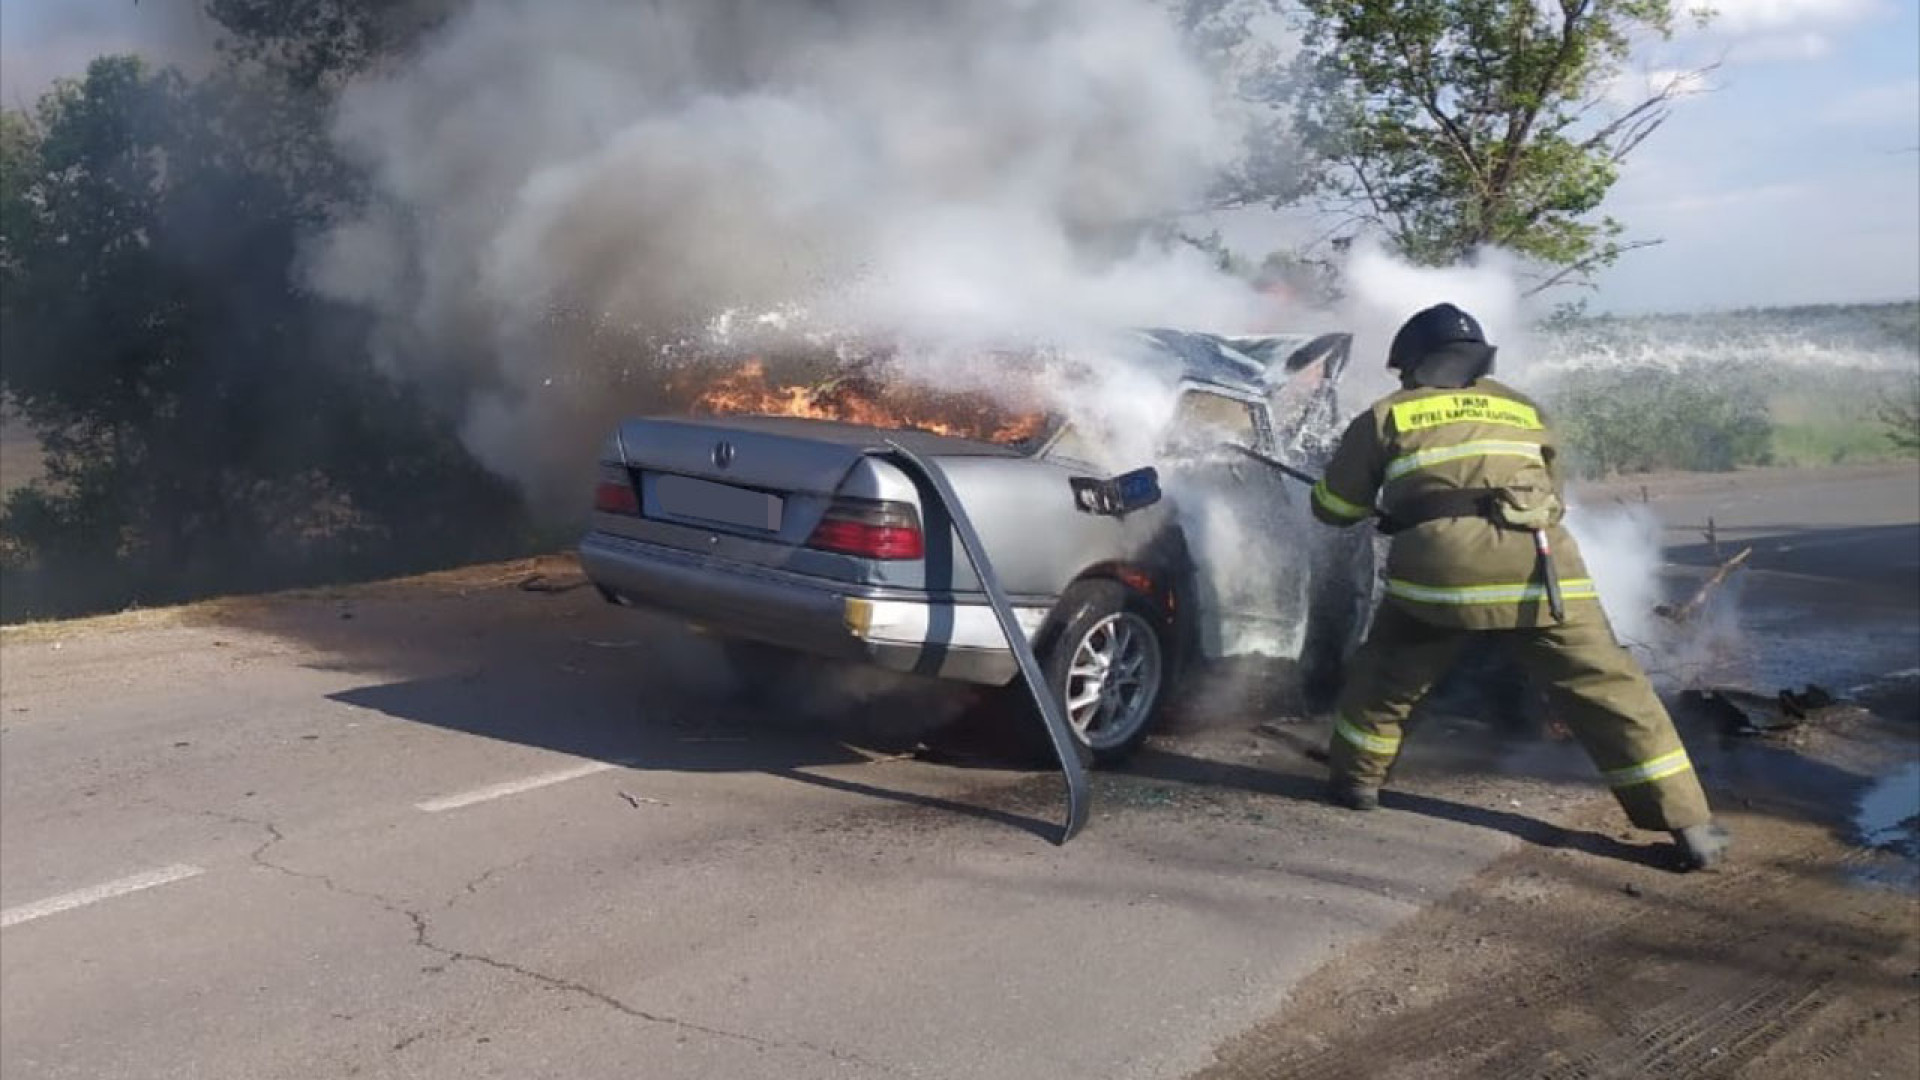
xmin=1327 ymin=779 xmax=1381 ymax=812
xmin=1672 ymin=821 xmax=1731 ymax=871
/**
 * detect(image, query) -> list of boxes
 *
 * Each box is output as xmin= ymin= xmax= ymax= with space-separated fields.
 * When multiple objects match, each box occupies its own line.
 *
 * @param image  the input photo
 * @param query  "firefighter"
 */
xmin=1309 ymin=303 xmax=1730 ymax=871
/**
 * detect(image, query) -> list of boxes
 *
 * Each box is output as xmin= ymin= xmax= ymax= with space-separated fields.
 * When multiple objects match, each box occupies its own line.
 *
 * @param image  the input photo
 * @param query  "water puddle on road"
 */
xmin=1854 ymin=759 xmax=1920 ymax=856
xmin=1841 ymin=757 xmax=1920 ymax=891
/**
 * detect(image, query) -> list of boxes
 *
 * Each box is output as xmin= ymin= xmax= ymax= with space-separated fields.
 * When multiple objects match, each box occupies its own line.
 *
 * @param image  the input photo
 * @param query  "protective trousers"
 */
xmin=1327 ymin=604 xmax=1712 ymax=832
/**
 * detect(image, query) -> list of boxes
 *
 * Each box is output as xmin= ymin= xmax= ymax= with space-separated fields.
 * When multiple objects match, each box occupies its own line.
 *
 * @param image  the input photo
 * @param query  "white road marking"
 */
xmin=1 ymin=864 xmax=206 ymax=930
xmin=415 ymin=761 xmax=619 ymax=813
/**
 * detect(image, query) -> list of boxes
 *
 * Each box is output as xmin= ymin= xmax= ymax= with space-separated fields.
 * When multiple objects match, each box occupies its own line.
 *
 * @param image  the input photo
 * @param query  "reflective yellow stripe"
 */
xmin=1384 ymin=440 xmax=1545 ymax=482
xmin=1601 ymin=748 xmax=1694 ymax=788
xmin=1390 ymin=393 xmax=1542 ymax=433
xmin=1312 ymin=480 xmax=1371 ymax=521
xmin=1335 ymin=715 xmax=1400 ymax=755
xmin=1386 ymin=578 xmax=1598 ymax=605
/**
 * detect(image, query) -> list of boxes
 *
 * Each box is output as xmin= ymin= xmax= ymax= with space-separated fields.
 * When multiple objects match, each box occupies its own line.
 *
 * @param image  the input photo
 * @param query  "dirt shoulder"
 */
xmin=1574 ymin=461 xmax=1920 ymax=542
xmin=0 ymin=553 xmax=588 ymax=644
xmin=1189 ymin=789 xmax=1919 ymax=1080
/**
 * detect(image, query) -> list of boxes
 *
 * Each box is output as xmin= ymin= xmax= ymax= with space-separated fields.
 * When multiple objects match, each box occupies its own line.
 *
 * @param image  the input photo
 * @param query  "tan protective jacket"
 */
xmin=1310 ymin=377 xmax=1598 ymax=630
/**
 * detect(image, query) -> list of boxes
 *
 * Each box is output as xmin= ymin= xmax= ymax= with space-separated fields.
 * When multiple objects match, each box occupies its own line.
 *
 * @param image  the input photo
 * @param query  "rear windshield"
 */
xmin=681 ymin=347 xmax=1060 ymax=451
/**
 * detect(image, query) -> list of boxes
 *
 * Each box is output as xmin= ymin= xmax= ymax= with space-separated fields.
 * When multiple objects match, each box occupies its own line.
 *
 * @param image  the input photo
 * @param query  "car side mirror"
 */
xmin=1071 ymin=467 xmax=1162 ymax=517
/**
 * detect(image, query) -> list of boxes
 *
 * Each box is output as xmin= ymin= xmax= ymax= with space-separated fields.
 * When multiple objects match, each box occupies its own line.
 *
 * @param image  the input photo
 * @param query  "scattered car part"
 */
xmin=1777 ymin=683 xmax=1836 ymax=719
xmin=881 ymin=439 xmax=1091 ymax=843
xmin=1656 ymin=547 xmax=1752 ymax=623
xmin=1069 ymin=466 xmax=1162 ymax=518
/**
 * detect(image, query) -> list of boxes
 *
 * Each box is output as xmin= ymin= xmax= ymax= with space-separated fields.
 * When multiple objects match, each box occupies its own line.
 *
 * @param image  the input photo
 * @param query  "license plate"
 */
xmin=650 ymin=474 xmax=783 ymax=532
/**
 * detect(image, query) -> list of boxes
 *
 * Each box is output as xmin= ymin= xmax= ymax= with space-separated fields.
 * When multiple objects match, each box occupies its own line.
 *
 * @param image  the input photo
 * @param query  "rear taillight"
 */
xmin=806 ymin=498 xmax=924 ymax=560
xmin=594 ymin=464 xmax=639 ymax=515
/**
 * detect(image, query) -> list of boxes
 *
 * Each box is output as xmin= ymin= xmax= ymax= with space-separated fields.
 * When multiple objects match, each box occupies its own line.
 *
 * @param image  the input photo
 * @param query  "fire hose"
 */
xmin=1225 ymin=441 xmax=1322 ymax=490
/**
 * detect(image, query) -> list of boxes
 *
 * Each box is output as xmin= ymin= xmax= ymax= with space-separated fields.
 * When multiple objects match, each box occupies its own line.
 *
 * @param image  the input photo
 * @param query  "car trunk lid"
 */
xmin=597 ymin=415 xmax=1027 ymax=589
xmin=616 ymin=417 xmax=875 ymax=494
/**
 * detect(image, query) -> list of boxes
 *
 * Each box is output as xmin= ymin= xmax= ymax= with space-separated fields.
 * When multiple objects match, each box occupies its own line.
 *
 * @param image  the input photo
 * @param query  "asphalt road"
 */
xmin=3 ymin=462 xmax=1915 ymax=1080
xmin=1 ymin=573 xmax=1539 ymax=1080
xmin=1577 ymin=462 xmax=1920 ymax=696
xmin=1580 ymin=461 xmax=1920 ymax=587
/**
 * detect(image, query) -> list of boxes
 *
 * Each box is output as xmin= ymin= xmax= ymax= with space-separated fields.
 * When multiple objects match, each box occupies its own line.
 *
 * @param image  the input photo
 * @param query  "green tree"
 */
xmin=0 ymin=57 xmax=525 ymax=619
xmin=1295 ymin=0 xmax=1710 ymax=292
xmin=205 ymin=0 xmax=451 ymax=89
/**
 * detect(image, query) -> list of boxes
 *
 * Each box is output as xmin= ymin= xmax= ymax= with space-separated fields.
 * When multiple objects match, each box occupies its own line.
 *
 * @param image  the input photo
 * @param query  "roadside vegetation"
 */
xmin=1535 ymin=302 xmax=1920 ymax=478
xmin=0 ymin=27 xmax=539 ymax=622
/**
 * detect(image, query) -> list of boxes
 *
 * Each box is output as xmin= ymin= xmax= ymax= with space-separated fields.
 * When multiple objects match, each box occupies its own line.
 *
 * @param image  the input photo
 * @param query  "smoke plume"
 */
xmin=307 ymin=0 xmax=1285 ymax=512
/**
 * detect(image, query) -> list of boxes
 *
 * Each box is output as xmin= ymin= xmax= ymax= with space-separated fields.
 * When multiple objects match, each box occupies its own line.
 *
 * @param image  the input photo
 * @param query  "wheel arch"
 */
xmin=1053 ymin=524 xmax=1199 ymax=674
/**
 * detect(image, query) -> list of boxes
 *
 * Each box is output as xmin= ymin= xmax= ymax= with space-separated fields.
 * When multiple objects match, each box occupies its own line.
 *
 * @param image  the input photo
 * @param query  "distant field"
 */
xmin=1767 ymin=386 xmax=1913 ymax=467
xmin=1536 ymin=306 xmax=1919 ymax=477
xmin=1769 ymin=419 xmax=1907 ymax=467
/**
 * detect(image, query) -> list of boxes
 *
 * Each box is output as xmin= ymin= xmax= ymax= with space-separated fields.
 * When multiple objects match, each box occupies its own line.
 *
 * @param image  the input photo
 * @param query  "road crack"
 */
xmin=195 ymin=809 xmax=903 ymax=1074
xmin=442 ymin=859 xmax=525 ymax=910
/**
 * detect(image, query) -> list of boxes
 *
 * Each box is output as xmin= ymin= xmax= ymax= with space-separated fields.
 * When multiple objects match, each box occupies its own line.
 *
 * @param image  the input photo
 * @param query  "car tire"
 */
xmin=1026 ymin=579 xmax=1172 ymax=766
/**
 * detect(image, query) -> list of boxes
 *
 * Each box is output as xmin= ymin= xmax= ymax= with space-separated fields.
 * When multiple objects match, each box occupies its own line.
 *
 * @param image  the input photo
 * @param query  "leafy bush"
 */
xmin=1877 ymin=376 xmax=1920 ymax=456
xmin=1544 ymin=365 xmax=1773 ymax=477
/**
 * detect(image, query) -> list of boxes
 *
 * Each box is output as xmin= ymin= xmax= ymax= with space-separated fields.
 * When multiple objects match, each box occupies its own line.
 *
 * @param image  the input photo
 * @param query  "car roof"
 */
xmin=1128 ymin=328 xmax=1325 ymax=395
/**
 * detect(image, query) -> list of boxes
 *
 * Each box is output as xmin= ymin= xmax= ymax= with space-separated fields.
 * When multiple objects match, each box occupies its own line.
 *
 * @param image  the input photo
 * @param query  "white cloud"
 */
xmin=1726 ymin=31 xmax=1837 ymax=60
xmin=1681 ymin=0 xmax=1894 ymax=64
xmin=1703 ymin=0 xmax=1887 ymax=35
xmin=1593 ymin=163 xmax=1919 ymax=311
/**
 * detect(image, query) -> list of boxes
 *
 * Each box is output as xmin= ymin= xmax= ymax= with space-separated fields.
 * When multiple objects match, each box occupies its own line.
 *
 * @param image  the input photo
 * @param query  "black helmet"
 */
xmin=1388 ymin=303 xmax=1497 ymax=388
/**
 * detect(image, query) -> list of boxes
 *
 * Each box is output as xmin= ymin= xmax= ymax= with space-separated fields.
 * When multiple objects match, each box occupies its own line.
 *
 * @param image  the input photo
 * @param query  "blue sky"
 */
xmin=1 ymin=0 xmax=1914 ymax=314
xmin=1590 ymin=0 xmax=1920 ymax=312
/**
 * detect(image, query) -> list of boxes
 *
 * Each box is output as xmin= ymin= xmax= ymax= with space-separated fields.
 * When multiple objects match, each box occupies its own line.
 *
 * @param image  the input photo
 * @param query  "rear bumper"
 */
xmin=578 ymin=531 xmax=1047 ymax=685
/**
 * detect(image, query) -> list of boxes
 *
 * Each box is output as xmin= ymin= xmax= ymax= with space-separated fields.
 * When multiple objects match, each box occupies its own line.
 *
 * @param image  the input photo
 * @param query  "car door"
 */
xmin=1157 ymin=386 xmax=1314 ymax=660
xmin=1263 ymin=332 xmax=1353 ymax=466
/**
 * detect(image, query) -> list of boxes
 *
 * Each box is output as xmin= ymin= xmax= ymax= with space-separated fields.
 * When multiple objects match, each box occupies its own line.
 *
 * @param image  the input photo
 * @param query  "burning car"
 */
xmin=579 ymin=330 xmax=1375 ymax=762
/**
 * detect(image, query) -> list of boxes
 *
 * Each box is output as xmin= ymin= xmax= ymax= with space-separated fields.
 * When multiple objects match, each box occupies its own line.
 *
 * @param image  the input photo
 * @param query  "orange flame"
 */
xmin=691 ymin=360 xmax=1046 ymax=445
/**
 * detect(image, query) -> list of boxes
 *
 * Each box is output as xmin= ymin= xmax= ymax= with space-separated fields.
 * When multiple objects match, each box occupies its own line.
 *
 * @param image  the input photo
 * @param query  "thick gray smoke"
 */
xmin=307 ymin=0 xmax=1284 ymax=511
